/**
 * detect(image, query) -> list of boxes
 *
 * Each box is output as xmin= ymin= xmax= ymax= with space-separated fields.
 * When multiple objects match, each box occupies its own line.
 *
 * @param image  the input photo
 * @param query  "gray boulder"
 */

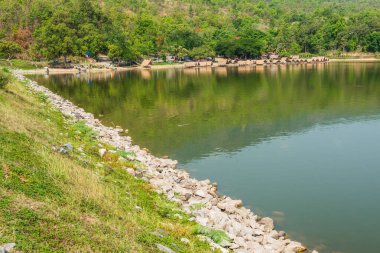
xmin=156 ymin=244 xmax=176 ymax=253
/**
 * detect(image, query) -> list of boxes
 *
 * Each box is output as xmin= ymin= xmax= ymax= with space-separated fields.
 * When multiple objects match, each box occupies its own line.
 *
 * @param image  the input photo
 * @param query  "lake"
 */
xmin=30 ymin=62 xmax=380 ymax=253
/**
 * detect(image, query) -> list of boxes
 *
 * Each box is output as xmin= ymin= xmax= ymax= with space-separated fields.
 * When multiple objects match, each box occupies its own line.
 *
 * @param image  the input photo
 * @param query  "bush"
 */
xmin=0 ymin=68 xmax=11 ymax=89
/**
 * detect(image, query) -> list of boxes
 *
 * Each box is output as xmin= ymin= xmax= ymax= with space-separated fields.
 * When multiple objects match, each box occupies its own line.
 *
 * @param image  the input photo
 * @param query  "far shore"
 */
xmin=329 ymin=57 xmax=380 ymax=62
xmin=15 ymin=58 xmax=380 ymax=75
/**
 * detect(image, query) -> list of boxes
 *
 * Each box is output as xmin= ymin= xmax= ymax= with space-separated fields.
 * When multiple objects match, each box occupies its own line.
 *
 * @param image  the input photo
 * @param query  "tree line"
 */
xmin=0 ymin=0 xmax=379 ymax=62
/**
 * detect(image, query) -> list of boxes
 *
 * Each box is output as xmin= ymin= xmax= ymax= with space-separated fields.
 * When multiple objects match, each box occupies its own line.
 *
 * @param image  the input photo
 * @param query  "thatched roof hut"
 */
xmin=141 ymin=59 xmax=152 ymax=68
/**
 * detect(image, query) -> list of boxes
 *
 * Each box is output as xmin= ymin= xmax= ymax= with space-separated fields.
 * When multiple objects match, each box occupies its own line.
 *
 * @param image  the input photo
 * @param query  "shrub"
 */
xmin=0 ymin=68 xmax=10 ymax=89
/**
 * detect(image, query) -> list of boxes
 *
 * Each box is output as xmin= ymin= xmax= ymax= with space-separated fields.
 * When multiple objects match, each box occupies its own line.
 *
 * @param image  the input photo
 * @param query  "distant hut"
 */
xmin=141 ymin=59 xmax=152 ymax=68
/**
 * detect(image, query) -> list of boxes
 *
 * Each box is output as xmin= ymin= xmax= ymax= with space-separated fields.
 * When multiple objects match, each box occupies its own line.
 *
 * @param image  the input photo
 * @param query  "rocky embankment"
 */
xmin=13 ymin=72 xmax=317 ymax=253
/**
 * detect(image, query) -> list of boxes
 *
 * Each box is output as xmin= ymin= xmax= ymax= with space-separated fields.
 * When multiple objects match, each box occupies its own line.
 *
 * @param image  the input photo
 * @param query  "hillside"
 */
xmin=0 ymin=70 xmax=217 ymax=252
xmin=0 ymin=0 xmax=379 ymax=61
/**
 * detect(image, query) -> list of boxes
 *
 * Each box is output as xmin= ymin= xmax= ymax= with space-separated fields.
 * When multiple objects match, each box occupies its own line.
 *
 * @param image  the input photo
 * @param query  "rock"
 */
xmin=235 ymin=250 xmax=249 ymax=253
xmin=246 ymin=241 xmax=266 ymax=252
xmin=156 ymin=244 xmax=176 ymax=253
xmin=266 ymin=237 xmax=286 ymax=251
xmin=195 ymin=190 xmax=207 ymax=198
xmin=234 ymin=237 xmax=246 ymax=247
xmin=135 ymin=205 xmax=143 ymax=212
xmin=181 ymin=193 xmax=191 ymax=201
xmin=58 ymin=147 xmax=68 ymax=154
xmin=0 ymin=247 xmax=4 ymax=253
xmin=126 ymin=168 xmax=135 ymax=176
xmin=284 ymin=241 xmax=307 ymax=252
xmin=99 ymin=148 xmax=107 ymax=158
xmin=258 ymin=217 xmax=274 ymax=231
xmin=151 ymin=231 xmax=165 ymax=238
xmin=228 ymin=243 xmax=240 ymax=249
xmin=63 ymin=143 xmax=73 ymax=151
xmin=2 ymin=243 xmax=16 ymax=253
xmin=311 ymin=251 xmax=319 ymax=253
xmin=217 ymin=198 xmax=243 ymax=213
xmin=219 ymin=239 xmax=231 ymax=247
xmin=180 ymin=238 xmax=190 ymax=244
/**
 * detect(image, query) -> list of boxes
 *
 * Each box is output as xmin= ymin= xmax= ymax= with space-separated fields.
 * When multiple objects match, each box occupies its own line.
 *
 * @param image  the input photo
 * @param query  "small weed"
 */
xmin=71 ymin=121 xmax=96 ymax=142
xmin=36 ymin=92 xmax=48 ymax=102
xmin=190 ymin=203 xmax=206 ymax=211
xmin=193 ymin=225 xmax=230 ymax=245
xmin=115 ymin=150 xmax=135 ymax=158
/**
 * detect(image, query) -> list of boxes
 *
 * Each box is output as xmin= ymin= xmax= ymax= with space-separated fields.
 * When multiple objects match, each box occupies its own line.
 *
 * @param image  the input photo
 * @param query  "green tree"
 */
xmin=0 ymin=41 xmax=22 ymax=60
xmin=365 ymin=32 xmax=380 ymax=52
xmin=107 ymin=44 xmax=123 ymax=62
xmin=190 ymin=45 xmax=215 ymax=59
xmin=33 ymin=21 xmax=78 ymax=62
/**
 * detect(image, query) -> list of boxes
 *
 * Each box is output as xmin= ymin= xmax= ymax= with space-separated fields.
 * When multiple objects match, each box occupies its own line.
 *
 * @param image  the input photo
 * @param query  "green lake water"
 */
xmin=30 ymin=63 xmax=380 ymax=253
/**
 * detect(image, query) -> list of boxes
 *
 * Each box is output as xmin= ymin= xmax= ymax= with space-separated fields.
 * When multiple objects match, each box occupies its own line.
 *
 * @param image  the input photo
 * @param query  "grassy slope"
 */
xmin=0 ymin=77 xmax=217 ymax=252
xmin=0 ymin=60 xmax=44 ymax=70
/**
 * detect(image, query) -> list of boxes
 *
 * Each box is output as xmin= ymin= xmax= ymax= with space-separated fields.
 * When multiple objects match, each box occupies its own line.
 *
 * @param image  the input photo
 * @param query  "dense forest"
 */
xmin=0 ymin=0 xmax=379 ymax=62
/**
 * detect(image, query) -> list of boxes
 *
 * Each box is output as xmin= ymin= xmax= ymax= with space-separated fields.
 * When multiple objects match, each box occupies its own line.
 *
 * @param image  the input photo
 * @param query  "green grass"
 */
xmin=0 ymin=78 xmax=218 ymax=252
xmin=0 ymin=68 xmax=11 ymax=88
xmin=0 ymin=59 xmax=46 ymax=70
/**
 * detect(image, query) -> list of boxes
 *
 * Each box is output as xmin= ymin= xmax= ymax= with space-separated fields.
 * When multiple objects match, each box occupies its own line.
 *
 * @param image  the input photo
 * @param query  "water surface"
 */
xmin=30 ymin=63 xmax=380 ymax=253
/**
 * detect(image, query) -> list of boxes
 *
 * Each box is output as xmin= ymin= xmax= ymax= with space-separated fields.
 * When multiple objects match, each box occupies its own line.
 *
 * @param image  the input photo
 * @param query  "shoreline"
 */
xmin=329 ymin=57 xmax=380 ymax=62
xmin=12 ymin=71 xmax=315 ymax=252
xmin=15 ymin=58 xmax=379 ymax=75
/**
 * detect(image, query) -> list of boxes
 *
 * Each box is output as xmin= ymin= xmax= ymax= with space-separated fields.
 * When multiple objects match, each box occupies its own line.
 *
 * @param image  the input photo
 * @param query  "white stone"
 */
xmin=126 ymin=168 xmax=135 ymax=176
xmin=180 ymin=238 xmax=190 ymax=244
xmin=99 ymin=148 xmax=107 ymax=158
xmin=195 ymin=190 xmax=207 ymax=198
xmin=258 ymin=217 xmax=274 ymax=231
